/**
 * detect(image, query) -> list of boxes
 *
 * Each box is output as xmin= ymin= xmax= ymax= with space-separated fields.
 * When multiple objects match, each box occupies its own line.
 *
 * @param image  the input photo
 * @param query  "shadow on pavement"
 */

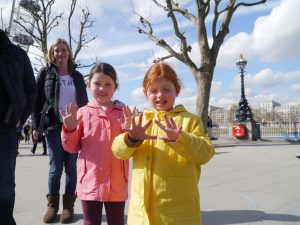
xmin=202 ymin=210 xmax=300 ymax=225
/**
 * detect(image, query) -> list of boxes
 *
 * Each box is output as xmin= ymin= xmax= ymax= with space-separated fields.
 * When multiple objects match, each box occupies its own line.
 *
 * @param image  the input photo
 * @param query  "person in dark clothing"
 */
xmin=0 ymin=28 xmax=37 ymax=225
xmin=31 ymin=132 xmax=47 ymax=155
xmin=207 ymin=116 xmax=217 ymax=140
xmin=16 ymin=123 xmax=23 ymax=154
xmin=31 ymin=38 xmax=88 ymax=223
xmin=23 ymin=123 xmax=31 ymax=143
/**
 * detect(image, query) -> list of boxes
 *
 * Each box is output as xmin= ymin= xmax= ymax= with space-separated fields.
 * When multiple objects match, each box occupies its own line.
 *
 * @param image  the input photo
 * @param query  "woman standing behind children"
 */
xmin=112 ymin=63 xmax=215 ymax=225
xmin=31 ymin=38 xmax=88 ymax=223
xmin=61 ymin=62 xmax=129 ymax=225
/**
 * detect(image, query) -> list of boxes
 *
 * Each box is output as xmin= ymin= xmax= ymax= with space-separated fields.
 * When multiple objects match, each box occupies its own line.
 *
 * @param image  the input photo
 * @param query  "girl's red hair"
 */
xmin=143 ymin=63 xmax=181 ymax=95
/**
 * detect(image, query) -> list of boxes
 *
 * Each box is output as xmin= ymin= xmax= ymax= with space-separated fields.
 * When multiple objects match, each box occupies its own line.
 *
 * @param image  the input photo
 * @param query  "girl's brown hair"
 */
xmin=89 ymin=62 xmax=119 ymax=89
xmin=143 ymin=63 xmax=181 ymax=95
xmin=47 ymin=38 xmax=76 ymax=73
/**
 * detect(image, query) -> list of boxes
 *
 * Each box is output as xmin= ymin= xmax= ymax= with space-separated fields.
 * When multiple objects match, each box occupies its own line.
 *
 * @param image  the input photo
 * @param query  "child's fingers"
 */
xmin=142 ymin=119 xmax=153 ymax=130
xmin=164 ymin=114 xmax=172 ymax=127
xmin=154 ymin=120 xmax=166 ymax=132
xmin=131 ymin=116 xmax=136 ymax=128
xmin=133 ymin=107 xmax=137 ymax=117
xmin=169 ymin=116 xmax=177 ymax=128
xmin=60 ymin=110 xmax=66 ymax=118
xmin=137 ymin=113 xmax=143 ymax=125
xmin=65 ymin=104 xmax=70 ymax=115
xmin=70 ymin=103 xmax=77 ymax=114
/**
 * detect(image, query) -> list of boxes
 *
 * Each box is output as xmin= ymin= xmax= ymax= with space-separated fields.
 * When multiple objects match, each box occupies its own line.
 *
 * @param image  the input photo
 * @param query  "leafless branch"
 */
xmin=166 ymin=0 xmax=197 ymax=70
xmin=68 ymin=0 xmax=77 ymax=50
xmin=153 ymin=55 xmax=173 ymax=63
xmin=72 ymin=8 xmax=97 ymax=59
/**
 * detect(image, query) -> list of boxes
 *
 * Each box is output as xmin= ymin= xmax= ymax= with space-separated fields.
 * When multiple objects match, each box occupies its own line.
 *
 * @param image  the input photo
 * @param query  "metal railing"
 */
xmin=212 ymin=124 xmax=300 ymax=138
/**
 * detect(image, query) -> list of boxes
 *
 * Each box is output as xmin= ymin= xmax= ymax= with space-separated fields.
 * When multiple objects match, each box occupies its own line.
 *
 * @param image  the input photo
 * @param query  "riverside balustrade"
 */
xmin=212 ymin=123 xmax=300 ymax=138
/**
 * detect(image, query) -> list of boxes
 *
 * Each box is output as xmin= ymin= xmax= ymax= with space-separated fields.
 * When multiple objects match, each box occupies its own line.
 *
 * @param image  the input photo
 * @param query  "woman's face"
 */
xmin=53 ymin=43 xmax=70 ymax=66
xmin=146 ymin=78 xmax=177 ymax=112
xmin=88 ymin=72 xmax=116 ymax=106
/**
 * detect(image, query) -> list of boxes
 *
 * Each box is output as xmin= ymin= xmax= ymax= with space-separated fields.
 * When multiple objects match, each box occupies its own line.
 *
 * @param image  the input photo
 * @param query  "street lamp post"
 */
xmin=235 ymin=54 xmax=253 ymax=122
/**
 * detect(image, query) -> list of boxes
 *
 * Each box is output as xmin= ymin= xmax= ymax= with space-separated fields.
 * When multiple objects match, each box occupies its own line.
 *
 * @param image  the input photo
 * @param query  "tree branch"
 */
xmin=137 ymin=15 xmax=182 ymax=61
xmin=166 ymin=0 xmax=197 ymax=70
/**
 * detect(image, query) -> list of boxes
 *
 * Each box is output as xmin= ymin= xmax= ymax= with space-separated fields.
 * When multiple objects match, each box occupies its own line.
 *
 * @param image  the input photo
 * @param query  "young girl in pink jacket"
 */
xmin=61 ymin=62 xmax=128 ymax=225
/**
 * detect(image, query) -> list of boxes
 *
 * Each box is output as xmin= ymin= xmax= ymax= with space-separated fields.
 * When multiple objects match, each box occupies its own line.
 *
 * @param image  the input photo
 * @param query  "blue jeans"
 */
xmin=46 ymin=130 xmax=78 ymax=196
xmin=0 ymin=122 xmax=17 ymax=225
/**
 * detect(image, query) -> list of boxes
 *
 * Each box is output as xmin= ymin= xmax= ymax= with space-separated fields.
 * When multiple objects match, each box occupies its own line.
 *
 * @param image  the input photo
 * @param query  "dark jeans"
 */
xmin=0 ymin=122 xmax=17 ymax=225
xmin=81 ymin=200 xmax=125 ymax=225
xmin=46 ymin=130 xmax=78 ymax=196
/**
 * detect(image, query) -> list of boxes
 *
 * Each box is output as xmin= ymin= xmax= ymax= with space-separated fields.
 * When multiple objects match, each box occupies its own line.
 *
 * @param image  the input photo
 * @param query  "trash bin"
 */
xmin=232 ymin=124 xmax=247 ymax=138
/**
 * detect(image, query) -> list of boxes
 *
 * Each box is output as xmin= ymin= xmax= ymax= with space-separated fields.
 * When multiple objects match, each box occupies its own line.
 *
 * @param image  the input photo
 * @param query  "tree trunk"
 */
xmin=194 ymin=70 xmax=213 ymax=132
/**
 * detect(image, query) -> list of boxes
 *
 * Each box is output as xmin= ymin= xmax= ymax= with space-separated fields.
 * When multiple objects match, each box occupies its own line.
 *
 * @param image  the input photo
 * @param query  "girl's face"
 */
xmin=53 ymin=43 xmax=69 ymax=66
xmin=146 ymin=78 xmax=177 ymax=112
xmin=88 ymin=72 xmax=116 ymax=106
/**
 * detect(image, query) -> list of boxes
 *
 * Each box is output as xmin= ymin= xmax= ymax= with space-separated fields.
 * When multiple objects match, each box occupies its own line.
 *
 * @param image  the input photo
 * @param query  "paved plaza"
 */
xmin=14 ymin=138 xmax=300 ymax=225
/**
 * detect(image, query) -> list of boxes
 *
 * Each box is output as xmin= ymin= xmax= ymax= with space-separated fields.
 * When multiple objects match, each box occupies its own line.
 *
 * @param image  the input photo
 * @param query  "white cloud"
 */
xmin=117 ymin=62 xmax=148 ymax=70
xmin=292 ymin=84 xmax=300 ymax=94
xmin=251 ymin=0 xmax=300 ymax=62
xmin=0 ymin=2 xmax=12 ymax=29
xmin=218 ymin=33 xmax=253 ymax=68
xmin=218 ymin=0 xmax=300 ymax=67
xmin=211 ymin=81 xmax=222 ymax=93
xmin=118 ymin=70 xmax=144 ymax=82
xmin=230 ymin=69 xmax=300 ymax=90
xmin=175 ymin=95 xmax=197 ymax=113
xmin=131 ymin=87 xmax=146 ymax=102
xmin=179 ymin=87 xmax=196 ymax=98
xmin=100 ymin=42 xmax=155 ymax=58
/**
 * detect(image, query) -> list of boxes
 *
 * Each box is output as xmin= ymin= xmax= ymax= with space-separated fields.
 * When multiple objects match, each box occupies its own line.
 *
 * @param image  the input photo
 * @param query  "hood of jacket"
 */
xmin=143 ymin=104 xmax=187 ymax=119
xmin=86 ymin=100 xmax=124 ymax=111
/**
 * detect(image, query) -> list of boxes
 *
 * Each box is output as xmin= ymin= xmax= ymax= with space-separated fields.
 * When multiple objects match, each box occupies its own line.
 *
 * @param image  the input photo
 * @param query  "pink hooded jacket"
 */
xmin=61 ymin=101 xmax=128 ymax=201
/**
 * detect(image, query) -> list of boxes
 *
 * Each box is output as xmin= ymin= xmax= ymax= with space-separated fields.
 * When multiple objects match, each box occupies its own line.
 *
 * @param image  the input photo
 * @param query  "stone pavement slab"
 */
xmin=14 ymin=139 xmax=300 ymax=225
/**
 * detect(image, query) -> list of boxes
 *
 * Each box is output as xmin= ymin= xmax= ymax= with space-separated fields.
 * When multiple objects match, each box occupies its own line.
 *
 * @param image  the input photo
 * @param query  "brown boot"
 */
xmin=60 ymin=194 xmax=76 ymax=223
xmin=43 ymin=195 xmax=59 ymax=223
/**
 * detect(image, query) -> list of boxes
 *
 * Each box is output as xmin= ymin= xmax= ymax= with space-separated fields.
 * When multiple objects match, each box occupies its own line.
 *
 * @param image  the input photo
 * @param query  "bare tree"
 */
xmin=14 ymin=0 xmax=96 ymax=69
xmin=67 ymin=0 xmax=97 ymax=67
xmin=136 ymin=0 xmax=266 ymax=129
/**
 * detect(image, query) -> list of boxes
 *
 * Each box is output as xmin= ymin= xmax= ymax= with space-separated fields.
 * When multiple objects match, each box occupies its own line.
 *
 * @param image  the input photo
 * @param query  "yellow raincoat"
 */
xmin=112 ymin=105 xmax=215 ymax=225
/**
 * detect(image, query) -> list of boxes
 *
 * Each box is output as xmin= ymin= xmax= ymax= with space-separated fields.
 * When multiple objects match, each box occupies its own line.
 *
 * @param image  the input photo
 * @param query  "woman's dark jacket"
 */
xmin=31 ymin=64 xmax=88 ymax=132
xmin=0 ymin=29 xmax=37 ymax=127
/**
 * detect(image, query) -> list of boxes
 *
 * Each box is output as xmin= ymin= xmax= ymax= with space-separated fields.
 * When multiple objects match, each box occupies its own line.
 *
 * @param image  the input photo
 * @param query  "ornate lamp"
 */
xmin=235 ymin=54 xmax=253 ymax=122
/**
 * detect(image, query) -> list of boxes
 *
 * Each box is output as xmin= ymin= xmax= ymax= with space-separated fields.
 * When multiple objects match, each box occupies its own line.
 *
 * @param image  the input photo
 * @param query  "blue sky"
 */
xmin=1 ymin=0 xmax=300 ymax=113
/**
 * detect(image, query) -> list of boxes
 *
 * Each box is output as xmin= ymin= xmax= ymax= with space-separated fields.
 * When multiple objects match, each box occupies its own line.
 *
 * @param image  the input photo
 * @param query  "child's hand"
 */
xmin=123 ymin=113 xmax=157 ymax=141
xmin=122 ymin=106 xmax=137 ymax=129
xmin=155 ymin=114 xmax=182 ymax=142
xmin=60 ymin=103 xmax=81 ymax=132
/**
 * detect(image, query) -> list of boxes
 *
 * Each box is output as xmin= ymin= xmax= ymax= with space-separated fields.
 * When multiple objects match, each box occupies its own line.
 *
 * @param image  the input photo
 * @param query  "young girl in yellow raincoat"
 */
xmin=112 ymin=63 xmax=215 ymax=225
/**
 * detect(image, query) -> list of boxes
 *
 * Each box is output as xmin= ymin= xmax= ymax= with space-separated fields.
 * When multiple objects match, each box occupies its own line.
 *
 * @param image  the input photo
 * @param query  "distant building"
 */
xmin=209 ymin=101 xmax=300 ymax=126
xmin=260 ymin=100 xmax=281 ymax=112
xmin=274 ymin=105 xmax=298 ymax=123
xmin=209 ymin=106 xmax=229 ymax=126
xmin=209 ymin=105 xmax=224 ymax=112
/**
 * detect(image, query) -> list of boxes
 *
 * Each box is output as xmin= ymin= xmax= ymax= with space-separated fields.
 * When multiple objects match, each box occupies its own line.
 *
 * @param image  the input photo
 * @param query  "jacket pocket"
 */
xmin=130 ymin=170 xmax=144 ymax=210
xmin=43 ymin=107 xmax=55 ymax=130
xmin=164 ymin=177 xmax=197 ymax=216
